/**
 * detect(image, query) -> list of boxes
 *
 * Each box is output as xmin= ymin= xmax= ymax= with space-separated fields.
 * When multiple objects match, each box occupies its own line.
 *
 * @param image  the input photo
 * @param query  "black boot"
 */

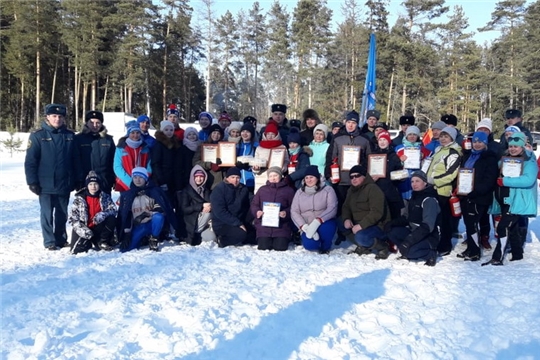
xmin=148 ymin=236 xmax=160 ymax=252
xmin=348 ymin=245 xmax=370 ymax=256
xmin=372 ymin=238 xmax=389 ymax=260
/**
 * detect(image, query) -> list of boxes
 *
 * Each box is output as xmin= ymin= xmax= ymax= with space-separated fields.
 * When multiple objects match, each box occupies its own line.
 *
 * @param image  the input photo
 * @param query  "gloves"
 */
xmin=93 ymin=212 xmax=106 ymax=225
xmin=497 ymin=177 xmax=504 ymax=187
xmin=29 ymin=184 xmax=41 ymax=195
xmin=215 ymin=158 xmax=222 ymax=165
xmin=305 ymin=219 xmax=322 ymax=239
xmin=152 ymin=204 xmax=164 ymax=213
xmin=236 ymin=161 xmax=250 ymax=170
xmin=75 ymin=224 xmax=93 ymax=239
xmin=160 ymin=184 xmax=168 ymax=191
xmin=211 ymin=163 xmax=220 ymax=172
xmin=134 ymin=212 xmax=151 ymax=225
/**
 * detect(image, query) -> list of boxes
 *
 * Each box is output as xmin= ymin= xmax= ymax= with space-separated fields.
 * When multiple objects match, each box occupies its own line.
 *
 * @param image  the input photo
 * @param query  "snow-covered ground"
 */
xmin=1 ymin=146 xmax=540 ymax=359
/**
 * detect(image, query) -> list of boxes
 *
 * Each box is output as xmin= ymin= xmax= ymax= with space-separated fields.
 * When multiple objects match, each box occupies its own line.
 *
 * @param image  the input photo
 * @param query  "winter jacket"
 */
xmin=391 ymin=131 xmax=405 ymax=148
xmin=459 ymin=150 xmax=499 ymax=207
xmin=371 ymin=146 xmax=404 ymax=205
xmin=193 ymin=141 xmax=225 ymax=190
xmin=288 ymin=146 xmax=312 ymax=189
xmin=25 ymin=120 xmax=78 ymax=194
xmin=141 ymin=132 xmax=156 ymax=148
xmin=251 ymin=179 xmax=296 ymax=238
xmin=490 ymin=150 xmax=538 ymax=217
xmin=151 ymin=131 xmax=183 ymax=192
xmin=68 ymin=189 xmax=116 ymax=238
xmin=237 ymin=141 xmax=258 ymax=188
xmin=180 ymin=145 xmax=196 ymax=190
xmin=113 ymin=137 xmax=152 ymax=192
xmin=310 ymin=140 xmax=330 ymax=175
xmin=74 ymin=125 xmax=116 ymax=192
xmin=210 ymin=179 xmax=251 ymax=229
xmin=394 ymin=141 xmax=431 ymax=200
xmin=426 ymin=142 xmax=462 ymax=197
xmin=341 ymin=174 xmax=390 ymax=230
xmin=291 ymin=182 xmax=338 ymax=228
xmin=181 ymin=165 xmax=212 ymax=238
xmin=300 ymin=128 xmax=315 ymax=146
xmin=325 ymin=127 xmax=372 ymax=185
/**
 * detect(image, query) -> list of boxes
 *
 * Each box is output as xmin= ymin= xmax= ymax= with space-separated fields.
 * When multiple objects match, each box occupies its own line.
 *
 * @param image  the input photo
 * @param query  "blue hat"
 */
xmin=345 ymin=110 xmax=359 ymax=123
xmin=505 ymin=125 xmax=521 ymax=134
xmin=287 ymin=127 xmax=301 ymax=145
xmin=472 ymin=131 xmax=488 ymax=145
xmin=167 ymin=104 xmax=180 ymax=116
xmin=126 ymin=120 xmax=141 ymax=136
xmin=137 ymin=115 xmax=150 ymax=123
xmin=508 ymin=132 xmax=526 ymax=147
xmin=132 ymin=167 xmax=149 ymax=181
xmin=304 ymin=165 xmax=320 ymax=178
xmin=226 ymin=167 xmax=241 ymax=178
xmin=45 ymin=104 xmax=67 ymax=116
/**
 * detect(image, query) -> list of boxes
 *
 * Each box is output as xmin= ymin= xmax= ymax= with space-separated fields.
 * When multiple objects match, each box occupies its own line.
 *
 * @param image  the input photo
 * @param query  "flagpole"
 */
xmin=360 ymin=33 xmax=377 ymax=127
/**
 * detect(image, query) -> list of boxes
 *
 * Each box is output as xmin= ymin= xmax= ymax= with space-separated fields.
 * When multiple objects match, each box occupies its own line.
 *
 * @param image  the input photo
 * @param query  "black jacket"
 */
xmin=151 ymin=131 xmax=183 ymax=192
xmin=372 ymin=146 xmax=404 ymax=205
xmin=210 ymin=180 xmax=250 ymax=229
xmin=459 ymin=150 xmax=499 ymax=207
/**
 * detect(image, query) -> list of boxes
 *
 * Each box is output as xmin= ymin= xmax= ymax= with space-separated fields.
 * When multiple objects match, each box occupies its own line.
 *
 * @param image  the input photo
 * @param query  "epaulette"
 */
xmin=30 ymin=128 xmax=45 ymax=134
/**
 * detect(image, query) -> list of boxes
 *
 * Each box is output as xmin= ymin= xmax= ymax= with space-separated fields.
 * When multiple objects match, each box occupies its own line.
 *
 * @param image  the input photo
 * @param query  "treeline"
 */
xmin=1 ymin=0 xmax=540 ymax=135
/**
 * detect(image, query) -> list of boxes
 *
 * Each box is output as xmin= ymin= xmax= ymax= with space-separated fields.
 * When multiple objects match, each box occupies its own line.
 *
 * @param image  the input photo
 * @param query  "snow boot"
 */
xmin=372 ymin=238 xmax=389 ymax=260
xmin=148 ymin=236 xmax=160 ymax=252
xmin=349 ymin=245 xmax=371 ymax=256
xmin=480 ymin=235 xmax=492 ymax=250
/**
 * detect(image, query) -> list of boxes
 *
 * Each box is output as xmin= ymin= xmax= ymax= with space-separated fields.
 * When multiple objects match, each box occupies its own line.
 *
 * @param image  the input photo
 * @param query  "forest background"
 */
xmin=1 ymin=0 xmax=539 ymax=136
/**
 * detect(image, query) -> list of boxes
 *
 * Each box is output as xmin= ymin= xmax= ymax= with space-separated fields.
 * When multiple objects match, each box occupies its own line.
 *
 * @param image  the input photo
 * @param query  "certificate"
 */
xmin=421 ymin=157 xmax=432 ymax=174
xmin=261 ymin=202 xmax=281 ymax=228
xmin=341 ymin=146 xmax=361 ymax=171
xmin=368 ymin=154 xmax=387 ymax=178
xmin=457 ymin=168 xmax=474 ymax=195
xmin=269 ymin=148 xmax=286 ymax=169
xmin=254 ymin=172 xmax=267 ymax=194
xmin=403 ymin=147 xmax=421 ymax=169
xmin=501 ymin=157 xmax=523 ymax=178
xmin=218 ymin=142 xmax=237 ymax=166
xmin=201 ymin=144 xmax=218 ymax=164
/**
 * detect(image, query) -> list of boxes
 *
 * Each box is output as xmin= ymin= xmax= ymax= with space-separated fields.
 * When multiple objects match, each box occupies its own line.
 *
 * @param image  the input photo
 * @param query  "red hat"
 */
xmin=377 ymin=130 xmax=391 ymax=144
xmin=265 ymin=120 xmax=279 ymax=136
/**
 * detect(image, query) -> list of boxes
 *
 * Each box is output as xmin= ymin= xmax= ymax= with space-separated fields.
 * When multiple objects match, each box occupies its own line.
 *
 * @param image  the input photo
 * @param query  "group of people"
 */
xmin=25 ymin=103 xmax=539 ymax=266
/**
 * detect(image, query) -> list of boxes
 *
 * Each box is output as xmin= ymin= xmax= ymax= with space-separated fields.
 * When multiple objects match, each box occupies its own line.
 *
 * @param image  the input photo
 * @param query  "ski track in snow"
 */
xmin=2 ymin=151 xmax=540 ymax=360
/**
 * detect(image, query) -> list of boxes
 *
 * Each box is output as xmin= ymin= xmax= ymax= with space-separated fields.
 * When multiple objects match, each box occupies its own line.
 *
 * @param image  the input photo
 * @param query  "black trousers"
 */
xmin=214 ymin=224 xmax=256 ymax=247
xmin=257 ymin=237 xmax=289 ymax=251
xmin=461 ymin=200 xmax=487 ymax=254
xmin=39 ymin=193 xmax=69 ymax=248
xmin=70 ymin=215 xmax=116 ymax=253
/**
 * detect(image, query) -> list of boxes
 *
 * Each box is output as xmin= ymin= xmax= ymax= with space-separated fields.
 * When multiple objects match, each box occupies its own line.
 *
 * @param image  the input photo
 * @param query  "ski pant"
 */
xmin=302 ymin=219 xmax=337 ymax=252
xmin=492 ymin=206 xmax=522 ymax=261
xmin=214 ymin=223 xmax=256 ymax=248
xmin=39 ymin=193 xmax=69 ymax=248
xmin=387 ymin=226 xmax=435 ymax=260
xmin=462 ymin=201 xmax=487 ymax=255
xmin=436 ymin=195 xmax=456 ymax=253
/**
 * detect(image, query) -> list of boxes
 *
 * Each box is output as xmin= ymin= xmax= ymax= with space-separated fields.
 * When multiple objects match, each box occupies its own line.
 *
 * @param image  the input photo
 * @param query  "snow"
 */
xmin=2 ymin=148 xmax=540 ymax=360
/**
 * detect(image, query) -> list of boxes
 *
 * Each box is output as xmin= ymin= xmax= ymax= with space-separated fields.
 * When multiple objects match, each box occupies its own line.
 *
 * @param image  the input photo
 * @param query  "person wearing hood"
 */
xmin=260 ymin=104 xmax=290 ymax=146
xmin=116 ymin=167 xmax=177 ymax=252
xmin=285 ymin=128 xmax=312 ymax=189
xmin=425 ymin=126 xmax=463 ymax=256
xmin=235 ymin=122 xmax=259 ymax=192
xmin=136 ymin=115 xmax=156 ymax=148
xmin=384 ymin=171 xmax=440 ymax=266
xmin=300 ymin=109 xmax=321 ymax=146
xmin=310 ymin=123 xmax=330 ymax=175
xmin=151 ymin=120 xmax=183 ymax=202
xmin=180 ymin=165 xmax=216 ymax=246
xmin=180 ymin=127 xmax=201 ymax=188
xmin=193 ymin=124 xmax=227 ymax=190
xmin=198 ymin=111 xmax=213 ymax=141
xmin=74 ymin=110 xmax=116 ymax=194
xmin=251 ymin=167 xmax=296 ymax=251
xmin=341 ymin=165 xmax=391 ymax=260
xmin=291 ymin=166 xmax=338 ymax=254
xmin=113 ymin=121 xmax=152 ymax=192
xmin=68 ymin=171 xmax=117 ymax=254
xmin=25 ymin=103 xmax=80 ymax=250
xmin=166 ymin=104 xmax=184 ymax=141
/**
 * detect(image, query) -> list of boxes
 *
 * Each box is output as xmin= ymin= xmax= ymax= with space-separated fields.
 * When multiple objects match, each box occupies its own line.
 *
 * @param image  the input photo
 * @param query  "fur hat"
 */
xmin=411 ymin=170 xmax=428 ymax=183
xmin=431 ymin=121 xmax=447 ymax=130
xmin=85 ymin=110 xmax=104 ymax=123
xmin=505 ymin=109 xmax=522 ymax=119
xmin=160 ymin=120 xmax=174 ymax=131
xmin=508 ymin=132 xmax=526 ymax=147
xmin=331 ymin=121 xmax=343 ymax=129
xmin=475 ymin=118 xmax=493 ymax=133
xmin=349 ymin=165 xmax=367 ymax=176
xmin=267 ymin=166 xmax=283 ymax=178
xmin=287 ymin=127 xmax=301 ymax=145
xmin=226 ymin=167 xmax=241 ymax=178
xmin=405 ymin=125 xmax=421 ymax=137
xmin=137 ymin=115 xmax=150 ymax=123
xmin=302 ymin=108 xmax=320 ymax=122
xmin=441 ymin=114 xmax=458 ymax=126
xmin=264 ymin=120 xmax=279 ymax=135
xmin=85 ymin=171 xmax=101 ymax=186
xmin=377 ymin=130 xmax=391 ymax=144
xmin=271 ymin=104 xmax=287 ymax=113
xmin=289 ymin=119 xmax=301 ymax=129
xmin=132 ymin=167 xmax=149 ymax=181
xmin=366 ymin=109 xmax=381 ymax=120
xmin=304 ymin=165 xmax=320 ymax=179
xmin=399 ymin=114 xmax=415 ymax=125
xmin=313 ymin=124 xmax=328 ymax=137
xmin=45 ymin=104 xmax=67 ymax=116
xmin=441 ymin=126 xmax=457 ymax=141
xmin=345 ymin=110 xmax=359 ymax=123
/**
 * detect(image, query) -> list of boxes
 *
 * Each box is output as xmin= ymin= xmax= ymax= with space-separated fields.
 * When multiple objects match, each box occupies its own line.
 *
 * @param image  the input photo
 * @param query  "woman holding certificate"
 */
xmin=456 ymin=132 xmax=498 ymax=261
xmin=291 ymin=166 xmax=338 ymax=254
xmin=253 ymin=120 xmax=289 ymax=192
xmin=235 ymin=122 xmax=259 ymax=192
xmin=192 ymin=124 xmax=227 ymax=190
xmin=250 ymin=167 xmax=296 ymax=251
xmin=482 ymin=132 xmax=538 ymax=266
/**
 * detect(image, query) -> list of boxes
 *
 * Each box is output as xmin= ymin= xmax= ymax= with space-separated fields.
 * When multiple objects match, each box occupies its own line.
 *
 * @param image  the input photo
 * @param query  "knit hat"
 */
xmin=218 ymin=111 xmax=232 ymax=124
xmin=349 ymin=164 xmax=367 ymax=176
xmin=505 ymin=125 xmax=521 ymax=134
xmin=227 ymin=121 xmax=243 ymax=135
xmin=271 ymin=104 xmax=287 ymax=113
xmin=85 ymin=110 xmax=104 ymax=123
xmin=193 ymin=169 xmax=206 ymax=178
xmin=508 ymin=132 xmax=526 ymax=147
xmin=125 ymin=121 xmax=141 ymax=136
xmin=505 ymin=109 xmax=521 ymax=119
xmin=85 ymin=171 xmax=101 ymax=186
xmin=208 ymin=124 xmax=224 ymax=139
xmin=184 ymin=126 xmax=198 ymax=138
xmin=345 ymin=110 xmax=359 ymax=123
xmin=313 ymin=123 xmax=328 ymax=138
xmin=377 ymin=130 xmax=391 ymax=144
xmin=267 ymin=166 xmax=283 ymax=178
xmin=431 ymin=121 xmax=446 ymax=130
xmin=240 ymin=123 xmax=255 ymax=138
xmin=199 ymin=111 xmax=213 ymax=123
xmin=399 ymin=114 xmax=415 ymax=125
xmin=160 ymin=120 xmax=174 ymax=131
xmin=472 ymin=131 xmax=488 ymax=145
xmin=287 ymin=127 xmax=301 ymax=145
xmin=226 ymin=167 xmax=241 ymax=178
xmin=265 ymin=120 xmax=279 ymax=135
xmin=441 ymin=114 xmax=458 ymax=126
xmin=411 ymin=170 xmax=428 ymax=183
xmin=132 ymin=167 xmax=149 ymax=181
xmin=331 ymin=121 xmax=343 ymax=130
xmin=405 ymin=125 xmax=421 ymax=137
xmin=475 ymin=118 xmax=493 ymax=133
xmin=45 ymin=103 xmax=67 ymax=116
xmin=137 ymin=115 xmax=150 ymax=123
xmin=441 ymin=126 xmax=457 ymax=141
xmin=304 ymin=165 xmax=320 ymax=178
xmin=243 ymin=116 xmax=257 ymax=125
xmin=167 ymin=104 xmax=179 ymax=116
xmin=366 ymin=110 xmax=381 ymax=120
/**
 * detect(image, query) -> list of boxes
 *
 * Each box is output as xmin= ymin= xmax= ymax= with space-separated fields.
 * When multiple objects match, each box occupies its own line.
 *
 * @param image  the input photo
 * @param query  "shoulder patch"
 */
xmin=27 ymin=139 xmax=32 ymax=149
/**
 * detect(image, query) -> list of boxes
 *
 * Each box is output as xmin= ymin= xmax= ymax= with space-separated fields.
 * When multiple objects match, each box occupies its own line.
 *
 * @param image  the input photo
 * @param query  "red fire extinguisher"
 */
xmin=330 ymin=157 xmax=340 ymax=184
xmin=288 ymin=161 xmax=296 ymax=175
xmin=449 ymin=192 xmax=461 ymax=217
xmin=462 ymin=137 xmax=472 ymax=150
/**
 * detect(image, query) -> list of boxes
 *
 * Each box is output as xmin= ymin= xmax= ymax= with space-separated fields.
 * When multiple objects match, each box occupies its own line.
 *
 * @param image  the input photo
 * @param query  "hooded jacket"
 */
xmin=290 ymin=181 xmax=338 ymax=228
xmin=68 ymin=188 xmax=117 ymax=238
xmin=181 ymin=165 xmax=212 ymax=237
xmin=113 ymin=137 xmax=152 ymax=192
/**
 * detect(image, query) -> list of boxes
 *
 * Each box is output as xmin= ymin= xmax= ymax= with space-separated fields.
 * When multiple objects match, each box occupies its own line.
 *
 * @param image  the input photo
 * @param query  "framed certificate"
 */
xmin=403 ymin=147 xmax=421 ymax=169
xmin=261 ymin=202 xmax=281 ymax=228
xmin=501 ymin=157 xmax=523 ymax=178
xmin=457 ymin=168 xmax=474 ymax=195
xmin=421 ymin=157 xmax=432 ymax=174
xmin=201 ymin=144 xmax=218 ymax=164
xmin=268 ymin=148 xmax=286 ymax=169
xmin=368 ymin=154 xmax=387 ymax=178
xmin=218 ymin=142 xmax=237 ymax=166
xmin=340 ymin=146 xmax=361 ymax=171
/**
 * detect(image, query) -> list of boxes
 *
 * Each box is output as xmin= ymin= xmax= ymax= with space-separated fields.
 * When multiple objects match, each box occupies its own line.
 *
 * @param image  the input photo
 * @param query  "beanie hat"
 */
xmin=505 ymin=125 xmax=521 ymax=134
xmin=313 ymin=123 xmax=328 ymax=137
xmin=289 ymin=119 xmax=301 ymax=129
xmin=199 ymin=111 xmax=213 ymax=123
xmin=377 ymin=130 xmax=391 ymax=144
xmin=85 ymin=171 xmax=101 ymax=186
xmin=226 ymin=167 xmax=241 ymax=178
xmin=441 ymin=126 xmax=457 ymax=141
xmin=366 ymin=109 xmax=381 ymax=120
xmin=475 ymin=118 xmax=493 ymax=133
xmin=432 ymin=121 xmax=446 ymax=130
xmin=137 ymin=114 xmax=150 ymax=123
xmin=271 ymin=104 xmax=287 ymax=113
xmin=208 ymin=124 xmax=224 ymax=139
xmin=125 ymin=120 xmax=141 ymax=136
xmin=345 ymin=110 xmax=359 ymax=123
xmin=472 ymin=131 xmax=488 ymax=145
xmin=218 ymin=111 xmax=232 ymax=123
xmin=226 ymin=121 xmax=243 ymax=135
xmin=399 ymin=114 xmax=415 ymax=125
xmin=243 ymin=116 xmax=257 ymax=125
xmin=193 ymin=169 xmax=206 ymax=178
xmin=505 ymin=109 xmax=522 ymax=119
xmin=167 ymin=104 xmax=179 ymax=116
xmin=332 ymin=121 xmax=343 ymax=129
xmin=45 ymin=103 xmax=67 ymax=116
xmin=304 ymin=165 xmax=320 ymax=179
xmin=85 ymin=110 xmax=104 ymax=123
xmin=302 ymin=108 xmax=320 ymax=122
xmin=508 ymin=132 xmax=526 ymax=147
xmin=405 ymin=125 xmax=421 ymax=138
xmin=287 ymin=127 xmax=301 ymax=145
xmin=265 ymin=120 xmax=279 ymax=135
xmin=240 ymin=122 xmax=255 ymax=137
xmin=160 ymin=120 xmax=174 ymax=131
xmin=411 ymin=170 xmax=428 ymax=183
xmin=349 ymin=164 xmax=367 ymax=176
xmin=267 ymin=166 xmax=283 ymax=178
xmin=441 ymin=114 xmax=458 ymax=126
xmin=374 ymin=122 xmax=388 ymax=131
xmin=132 ymin=167 xmax=149 ymax=181
xmin=184 ymin=126 xmax=198 ymax=138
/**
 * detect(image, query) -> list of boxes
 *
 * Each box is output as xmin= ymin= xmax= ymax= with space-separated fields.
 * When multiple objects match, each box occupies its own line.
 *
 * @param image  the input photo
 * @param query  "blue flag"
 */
xmin=359 ymin=33 xmax=377 ymax=126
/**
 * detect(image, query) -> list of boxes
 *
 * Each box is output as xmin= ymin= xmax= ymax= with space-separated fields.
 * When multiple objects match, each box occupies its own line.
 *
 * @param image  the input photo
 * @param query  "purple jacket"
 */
xmin=291 ymin=182 xmax=338 ymax=228
xmin=250 ymin=179 xmax=296 ymax=238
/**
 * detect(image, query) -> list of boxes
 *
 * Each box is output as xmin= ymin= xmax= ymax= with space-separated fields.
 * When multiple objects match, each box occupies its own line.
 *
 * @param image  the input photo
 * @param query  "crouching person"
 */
xmin=68 ymin=171 xmax=117 ymax=254
xmin=117 ymin=167 xmax=177 ymax=252
xmin=181 ymin=165 xmax=216 ymax=246
xmin=385 ymin=171 xmax=440 ymax=266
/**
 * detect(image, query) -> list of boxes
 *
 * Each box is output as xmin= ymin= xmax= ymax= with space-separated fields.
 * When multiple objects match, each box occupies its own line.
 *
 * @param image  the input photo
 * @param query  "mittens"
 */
xmin=29 ymin=184 xmax=41 ymax=195
xmin=305 ymin=219 xmax=322 ymax=239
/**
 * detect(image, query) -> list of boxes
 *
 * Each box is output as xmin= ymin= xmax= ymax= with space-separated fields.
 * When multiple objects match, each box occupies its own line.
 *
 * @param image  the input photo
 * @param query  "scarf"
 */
xmin=126 ymin=138 xmax=142 ymax=149
xmin=288 ymin=147 xmax=300 ymax=156
xmin=183 ymin=135 xmax=200 ymax=152
xmin=259 ymin=139 xmax=283 ymax=149
xmin=304 ymin=185 xmax=317 ymax=194
xmin=464 ymin=149 xmax=483 ymax=169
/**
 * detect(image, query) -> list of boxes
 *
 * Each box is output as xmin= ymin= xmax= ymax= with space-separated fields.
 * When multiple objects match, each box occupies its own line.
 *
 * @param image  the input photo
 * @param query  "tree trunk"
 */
xmin=35 ymin=49 xmax=41 ymax=129
xmin=386 ymin=68 xmax=394 ymax=127
xmin=401 ymin=84 xmax=407 ymax=114
xmin=102 ymin=75 xmax=109 ymax=112
xmin=162 ymin=22 xmax=169 ymax=119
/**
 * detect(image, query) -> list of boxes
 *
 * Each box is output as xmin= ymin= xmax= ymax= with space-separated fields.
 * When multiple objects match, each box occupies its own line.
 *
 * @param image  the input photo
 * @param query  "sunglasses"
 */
xmin=507 ymin=136 xmax=523 ymax=143
xmin=349 ymin=174 xmax=363 ymax=179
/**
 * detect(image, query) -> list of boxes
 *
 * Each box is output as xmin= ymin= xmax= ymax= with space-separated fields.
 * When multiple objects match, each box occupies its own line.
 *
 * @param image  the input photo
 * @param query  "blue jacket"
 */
xmin=25 ymin=121 xmax=78 ymax=194
xmin=237 ymin=141 xmax=258 ymax=187
xmin=141 ymin=132 xmax=156 ymax=148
